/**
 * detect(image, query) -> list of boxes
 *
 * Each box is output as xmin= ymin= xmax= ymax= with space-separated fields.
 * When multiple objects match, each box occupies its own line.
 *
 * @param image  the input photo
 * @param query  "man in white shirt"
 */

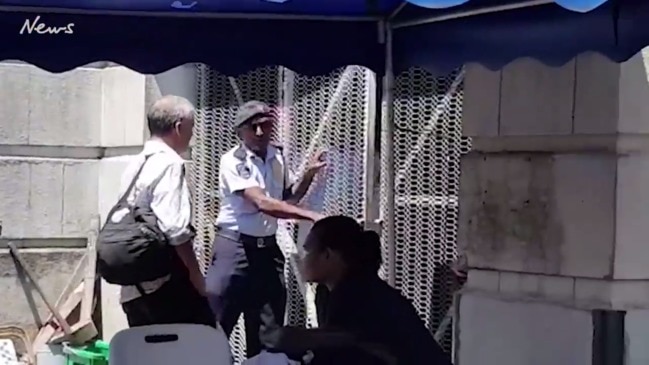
xmin=206 ymin=100 xmax=326 ymax=357
xmin=119 ymin=95 xmax=213 ymax=327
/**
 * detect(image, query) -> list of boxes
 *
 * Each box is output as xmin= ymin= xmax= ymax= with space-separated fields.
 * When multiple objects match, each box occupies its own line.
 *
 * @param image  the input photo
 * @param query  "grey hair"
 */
xmin=147 ymin=95 xmax=195 ymax=136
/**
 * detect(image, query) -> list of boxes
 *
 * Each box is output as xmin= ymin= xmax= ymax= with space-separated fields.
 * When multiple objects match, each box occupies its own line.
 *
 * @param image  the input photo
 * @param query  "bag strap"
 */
xmin=104 ymin=154 xmax=154 ymax=224
xmin=116 ymin=154 xmax=154 ymax=205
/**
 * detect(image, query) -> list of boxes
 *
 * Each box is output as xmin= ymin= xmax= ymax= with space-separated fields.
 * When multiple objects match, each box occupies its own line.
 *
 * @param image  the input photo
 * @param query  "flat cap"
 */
xmin=234 ymin=100 xmax=273 ymax=128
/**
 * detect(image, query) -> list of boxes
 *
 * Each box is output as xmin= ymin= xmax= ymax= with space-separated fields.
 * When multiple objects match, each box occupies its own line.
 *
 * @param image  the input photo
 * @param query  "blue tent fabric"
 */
xmin=407 ymin=0 xmax=606 ymax=12
xmin=394 ymin=0 xmax=649 ymax=74
xmin=0 ymin=0 xmax=648 ymax=75
xmin=2 ymin=14 xmax=383 ymax=75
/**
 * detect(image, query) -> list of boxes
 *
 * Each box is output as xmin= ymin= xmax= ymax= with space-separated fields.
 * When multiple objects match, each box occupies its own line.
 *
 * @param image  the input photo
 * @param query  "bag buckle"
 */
xmin=256 ymin=237 xmax=266 ymax=248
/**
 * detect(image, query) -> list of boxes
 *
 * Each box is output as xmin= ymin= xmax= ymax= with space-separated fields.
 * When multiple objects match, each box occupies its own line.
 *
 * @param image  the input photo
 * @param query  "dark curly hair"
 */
xmin=309 ymin=215 xmax=382 ymax=274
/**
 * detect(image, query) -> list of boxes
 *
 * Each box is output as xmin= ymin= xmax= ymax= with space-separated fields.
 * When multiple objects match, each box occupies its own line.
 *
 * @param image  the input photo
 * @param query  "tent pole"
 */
xmin=389 ymin=1 xmax=409 ymax=20
xmin=363 ymin=68 xmax=378 ymax=231
xmin=380 ymin=21 xmax=397 ymax=287
xmin=392 ymin=0 xmax=554 ymax=29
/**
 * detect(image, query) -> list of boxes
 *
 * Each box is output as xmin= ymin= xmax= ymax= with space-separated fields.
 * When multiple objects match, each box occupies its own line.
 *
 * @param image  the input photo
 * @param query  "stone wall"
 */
xmin=457 ymin=51 xmax=649 ymax=365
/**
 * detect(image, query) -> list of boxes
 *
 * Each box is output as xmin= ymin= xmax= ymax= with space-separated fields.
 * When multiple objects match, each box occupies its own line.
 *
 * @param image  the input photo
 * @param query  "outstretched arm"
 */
xmin=220 ymin=156 xmax=324 ymax=222
xmin=283 ymin=150 xmax=327 ymax=205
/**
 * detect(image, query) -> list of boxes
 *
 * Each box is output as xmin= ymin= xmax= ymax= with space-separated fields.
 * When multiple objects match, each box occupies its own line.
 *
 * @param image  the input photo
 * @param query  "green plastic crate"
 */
xmin=63 ymin=340 xmax=109 ymax=365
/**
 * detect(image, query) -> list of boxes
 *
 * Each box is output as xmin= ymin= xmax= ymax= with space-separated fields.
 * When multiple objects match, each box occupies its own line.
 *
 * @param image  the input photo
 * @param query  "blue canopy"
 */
xmin=1 ymin=0 xmax=647 ymax=75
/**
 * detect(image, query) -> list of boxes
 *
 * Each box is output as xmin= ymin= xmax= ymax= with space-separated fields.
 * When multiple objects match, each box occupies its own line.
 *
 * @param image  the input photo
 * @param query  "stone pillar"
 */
xmin=456 ymin=51 xmax=649 ymax=365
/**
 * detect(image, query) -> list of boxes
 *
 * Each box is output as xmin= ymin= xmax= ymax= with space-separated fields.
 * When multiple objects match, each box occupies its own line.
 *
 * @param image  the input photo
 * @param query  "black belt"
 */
xmin=216 ymin=227 xmax=275 ymax=248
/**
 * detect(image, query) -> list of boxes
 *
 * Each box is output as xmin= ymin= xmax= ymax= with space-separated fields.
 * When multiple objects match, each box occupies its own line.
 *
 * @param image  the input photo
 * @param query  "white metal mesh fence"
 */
xmin=192 ymin=65 xmax=371 ymax=363
xmin=380 ymin=67 xmax=470 ymax=352
xmin=191 ymin=64 xmax=467 ymax=360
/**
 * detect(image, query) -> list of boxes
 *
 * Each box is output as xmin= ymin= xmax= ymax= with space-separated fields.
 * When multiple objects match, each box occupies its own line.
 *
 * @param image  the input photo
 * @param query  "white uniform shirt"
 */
xmin=116 ymin=139 xmax=194 ymax=303
xmin=215 ymin=145 xmax=294 ymax=237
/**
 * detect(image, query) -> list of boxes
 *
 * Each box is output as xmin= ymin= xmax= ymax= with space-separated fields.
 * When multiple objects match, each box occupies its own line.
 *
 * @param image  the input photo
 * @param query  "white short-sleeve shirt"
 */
xmin=215 ymin=144 xmax=294 ymax=237
xmin=117 ymin=139 xmax=194 ymax=303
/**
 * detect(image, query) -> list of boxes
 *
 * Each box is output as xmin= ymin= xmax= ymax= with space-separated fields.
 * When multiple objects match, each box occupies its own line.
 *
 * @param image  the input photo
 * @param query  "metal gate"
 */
xmin=190 ymin=65 xmax=467 ymax=361
xmin=381 ymin=68 xmax=469 ymax=352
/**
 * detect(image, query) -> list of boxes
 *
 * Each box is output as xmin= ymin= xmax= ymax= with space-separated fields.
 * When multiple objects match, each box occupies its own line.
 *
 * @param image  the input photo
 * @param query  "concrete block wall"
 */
xmin=460 ymin=52 xmax=649 ymax=279
xmin=0 ymin=65 xmax=145 ymax=147
xmin=457 ymin=50 xmax=649 ymax=365
xmin=457 ymin=291 xmax=593 ymax=365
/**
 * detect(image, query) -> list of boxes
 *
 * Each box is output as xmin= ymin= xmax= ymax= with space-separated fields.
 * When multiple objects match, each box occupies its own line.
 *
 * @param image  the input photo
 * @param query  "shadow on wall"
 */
xmin=145 ymin=64 xmax=199 ymax=158
xmin=619 ymin=50 xmax=649 ymax=131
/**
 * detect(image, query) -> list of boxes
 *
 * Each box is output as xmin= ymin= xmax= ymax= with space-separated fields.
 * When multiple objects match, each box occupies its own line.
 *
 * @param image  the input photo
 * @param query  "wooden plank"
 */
xmin=8 ymin=243 xmax=73 ymax=336
xmin=50 ymin=319 xmax=97 ymax=346
xmin=52 ymin=254 xmax=88 ymax=318
xmin=32 ymin=285 xmax=83 ymax=350
xmin=33 ymin=231 xmax=89 ymax=351
xmin=80 ymin=217 xmax=99 ymax=321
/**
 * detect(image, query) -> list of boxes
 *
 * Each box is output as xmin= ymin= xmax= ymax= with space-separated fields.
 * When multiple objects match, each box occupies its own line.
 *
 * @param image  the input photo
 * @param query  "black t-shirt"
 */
xmin=313 ymin=276 xmax=452 ymax=365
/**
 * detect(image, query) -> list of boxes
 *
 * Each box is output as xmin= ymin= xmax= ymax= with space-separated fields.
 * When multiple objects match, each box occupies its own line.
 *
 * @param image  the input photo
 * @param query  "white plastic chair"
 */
xmin=109 ymin=324 xmax=232 ymax=365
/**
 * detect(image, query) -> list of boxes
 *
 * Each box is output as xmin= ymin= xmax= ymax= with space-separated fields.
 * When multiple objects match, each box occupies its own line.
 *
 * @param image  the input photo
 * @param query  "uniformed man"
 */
xmin=206 ymin=100 xmax=327 ymax=358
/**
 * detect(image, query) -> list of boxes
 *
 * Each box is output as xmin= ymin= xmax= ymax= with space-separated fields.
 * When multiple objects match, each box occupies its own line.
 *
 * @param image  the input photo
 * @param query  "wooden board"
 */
xmin=80 ymin=218 xmax=99 ymax=321
xmin=50 ymin=319 xmax=98 ymax=345
xmin=49 ymin=254 xmax=88 ymax=323
xmin=32 ymin=285 xmax=83 ymax=351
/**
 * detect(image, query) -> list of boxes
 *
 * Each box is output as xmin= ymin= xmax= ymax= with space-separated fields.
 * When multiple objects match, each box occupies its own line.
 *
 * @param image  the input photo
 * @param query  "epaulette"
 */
xmin=271 ymin=143 xmax=284 ymax=152
xmin=233 ymin=145 xmax=247 ymax=161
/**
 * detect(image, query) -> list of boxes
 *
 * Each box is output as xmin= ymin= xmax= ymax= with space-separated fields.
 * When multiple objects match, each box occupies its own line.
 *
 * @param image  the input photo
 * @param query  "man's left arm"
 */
xmin=284 ymin=169 xmax=317 ymax=204
xmin=283 ymin=150 xmax=326 ymax=205
xmin=152 ymin=162 xmax=205 ymax=296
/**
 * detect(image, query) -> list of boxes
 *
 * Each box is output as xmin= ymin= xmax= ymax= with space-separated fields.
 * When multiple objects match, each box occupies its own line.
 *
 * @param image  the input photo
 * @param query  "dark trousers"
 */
xmin=206 ymin=233 xmax=287 ymax=358
xmin=122 ymin=273 xmax=216 ymax=328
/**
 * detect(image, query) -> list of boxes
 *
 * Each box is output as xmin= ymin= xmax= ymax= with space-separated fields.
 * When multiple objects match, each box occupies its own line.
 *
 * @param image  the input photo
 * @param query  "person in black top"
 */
xmin=274 ymin=215 xmax=452 ymax=365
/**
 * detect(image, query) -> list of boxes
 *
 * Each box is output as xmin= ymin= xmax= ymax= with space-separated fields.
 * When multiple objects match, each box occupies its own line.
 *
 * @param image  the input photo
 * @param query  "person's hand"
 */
xmin=305 ymin=150 xmax=327 ymax=177
xmin=451 ymin=253 xmax=468 ymax=279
